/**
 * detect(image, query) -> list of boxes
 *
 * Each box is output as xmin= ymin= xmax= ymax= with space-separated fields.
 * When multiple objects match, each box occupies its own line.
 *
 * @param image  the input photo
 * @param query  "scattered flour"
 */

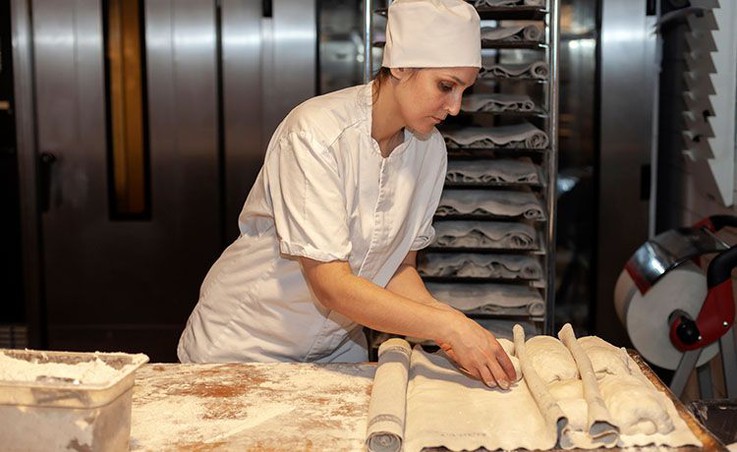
xmin=130 ymin=362 xmax=375 ymax=450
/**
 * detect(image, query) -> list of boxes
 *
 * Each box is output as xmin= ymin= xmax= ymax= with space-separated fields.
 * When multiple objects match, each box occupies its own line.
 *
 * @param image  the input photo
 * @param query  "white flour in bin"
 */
xmin=0 ymin=350 xmax=148 ymax=451
xmin=0 ymin=352 xmax=124 ymax=384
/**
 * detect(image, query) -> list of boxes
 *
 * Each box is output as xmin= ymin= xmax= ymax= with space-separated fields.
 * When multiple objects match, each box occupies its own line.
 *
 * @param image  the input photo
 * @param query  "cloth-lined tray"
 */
xmin=473 ymin=0 xmax=545 ymax=6
xmin=444 ymin=122 xmax=549 ymax=149
xmin=445 ymin=157 xmax=542 ymax=185
xmin=479 ymin=61 xmax=549 ymax=80
xmin=365 ymin=325 xmax=709 ymax=452
xmin=419 ymin=253 xmax=543 ymax=281
xmin=461 ymin=93 xmax=537 ymax=113
xmin=436 ymin=189 xmax=546 ymax=220
xmin=425 ymin=281 xmax=545 ymax=316
xmin=431 ymin=220 xmax=539 ymax=250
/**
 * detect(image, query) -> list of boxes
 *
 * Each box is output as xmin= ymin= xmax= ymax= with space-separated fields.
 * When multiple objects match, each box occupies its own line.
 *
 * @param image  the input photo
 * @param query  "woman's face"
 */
xmin=392 ymin=67 xmax=479 ymax=136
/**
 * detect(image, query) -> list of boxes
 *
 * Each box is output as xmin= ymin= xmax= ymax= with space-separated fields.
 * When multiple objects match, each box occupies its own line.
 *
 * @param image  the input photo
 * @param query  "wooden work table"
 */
xmin=128 ymin=359 xmax=725 ymax=451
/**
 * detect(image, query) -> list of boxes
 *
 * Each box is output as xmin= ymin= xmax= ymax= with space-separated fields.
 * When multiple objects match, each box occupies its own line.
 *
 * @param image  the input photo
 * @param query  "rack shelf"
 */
xmin=364 ymin=0 xmax=559 ymax=344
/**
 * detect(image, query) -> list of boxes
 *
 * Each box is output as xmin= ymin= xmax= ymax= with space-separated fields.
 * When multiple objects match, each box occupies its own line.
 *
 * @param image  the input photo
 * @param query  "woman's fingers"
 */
xmin=495 ymin=343 xmax=518 ymax=381
xmin=444 ymin=341 xmax=506 ymax=389
xmin=484 ymin=353 xmax=510 ymax=390
xmin=476 ymin=362 xmax=498 ymax=388
xmin=452 ymin=357 xmax=498 ymax=388
xmin=439 ymin=314 xmax=518 ymax=389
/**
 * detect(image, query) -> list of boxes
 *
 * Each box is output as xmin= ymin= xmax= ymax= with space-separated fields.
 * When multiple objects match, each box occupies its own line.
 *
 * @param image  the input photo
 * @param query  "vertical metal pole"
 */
xmin=11 ymin=0 xmax=45 ymax=348
xmin=545 ymin=0 xmax=560 ymax=335
xmin=696 ymin=364 xmax=713 ymax=399
xmin=721 ymin=327 xmax=737 ymax=398
xmin=362 ymin=0 xmax=373 ymax=82
xmin=597 ymin=0 xmax=658 ymax=346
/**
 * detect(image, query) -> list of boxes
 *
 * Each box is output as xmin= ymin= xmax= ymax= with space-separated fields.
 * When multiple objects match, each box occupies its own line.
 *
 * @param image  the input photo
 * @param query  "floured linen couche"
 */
xmin=365 ymin=324 xmax=702 ymax=452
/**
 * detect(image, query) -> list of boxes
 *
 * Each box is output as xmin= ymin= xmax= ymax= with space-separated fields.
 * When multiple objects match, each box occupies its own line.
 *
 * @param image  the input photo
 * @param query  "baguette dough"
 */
xmin=599 ymin=374 xmax=674 ymax=435
xmin=525 ymin=335 xmax=578 ymax=383
xmin=578 ymin=336 xmax=631 ymax=379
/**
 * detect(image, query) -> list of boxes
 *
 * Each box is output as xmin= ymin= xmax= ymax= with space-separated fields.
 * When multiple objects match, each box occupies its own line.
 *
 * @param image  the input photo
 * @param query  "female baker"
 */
xmin=178 ymin=0 xmax=517 ymax=389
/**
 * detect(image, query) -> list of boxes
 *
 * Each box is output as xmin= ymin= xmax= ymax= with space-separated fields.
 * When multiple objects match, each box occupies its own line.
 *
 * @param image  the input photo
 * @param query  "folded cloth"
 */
xmin=433 ymin=220 xmax=538 ymax=249
xmin=425 ymin=282 xmax=545 ymax=315
xmin=446 ymin=157 xmax=541 ymax=184
xmin=436 ymin=189 xmax=546 ymax=220
xmin=461 ymin=93 xmax=536 ymax=113
xmin=474 ymin=0 xmax=545 ymax=5
xmin=558 ymin=324 xmax=619 ymax=448
xmin=513 ymin=325 xmax=570 ymax=443
xmin=481 ymin=24 xmax=543 ymax=42
xmin=419 ymin=253 xmax=543 ymax=280
xmin=479 ymin=61 xmax=549 ymax=80
xmin=444 ymin=122 xmax=549 ymax=149
xmin=473 ymin=0 xmax=520 ymax=5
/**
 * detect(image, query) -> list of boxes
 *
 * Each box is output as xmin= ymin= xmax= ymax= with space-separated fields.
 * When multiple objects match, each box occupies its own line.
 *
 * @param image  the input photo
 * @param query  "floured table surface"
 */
xmin=129 ymin=355 xmax=724 ymax=451
xmin=130 ymin=362 xmax=376 ymax=451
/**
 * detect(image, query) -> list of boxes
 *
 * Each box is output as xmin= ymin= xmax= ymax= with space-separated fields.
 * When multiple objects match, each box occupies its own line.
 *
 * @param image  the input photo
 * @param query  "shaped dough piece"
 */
xmin=525 ymin=335 xmax=578 ymax=383
xmin=578 ymin=336 xmax=631 ymax=379
xmin=599 ymin=374 xmax=674 ymax=435
xmin=547 ymin=379 xmax=584 ymax=400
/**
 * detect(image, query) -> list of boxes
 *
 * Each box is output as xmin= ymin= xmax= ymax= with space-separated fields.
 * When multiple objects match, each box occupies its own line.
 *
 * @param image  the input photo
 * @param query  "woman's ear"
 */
xmin=389 ymin=67 xmax=407 ymax=80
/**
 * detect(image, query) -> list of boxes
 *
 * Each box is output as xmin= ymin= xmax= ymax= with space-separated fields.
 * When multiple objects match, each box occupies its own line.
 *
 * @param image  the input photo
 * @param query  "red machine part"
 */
xmin=669 ymin=278 xmax=735 ymax=351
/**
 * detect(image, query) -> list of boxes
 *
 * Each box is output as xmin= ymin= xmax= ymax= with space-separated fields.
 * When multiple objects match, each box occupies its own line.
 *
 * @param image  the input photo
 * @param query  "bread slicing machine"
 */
xmin=615 ymin=215 xmax=737 ymax=398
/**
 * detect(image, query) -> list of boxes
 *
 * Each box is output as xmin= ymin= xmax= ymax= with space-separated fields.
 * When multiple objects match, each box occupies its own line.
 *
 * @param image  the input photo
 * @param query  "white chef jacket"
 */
xmin=177 ymin=82 xmax=448 ymax=363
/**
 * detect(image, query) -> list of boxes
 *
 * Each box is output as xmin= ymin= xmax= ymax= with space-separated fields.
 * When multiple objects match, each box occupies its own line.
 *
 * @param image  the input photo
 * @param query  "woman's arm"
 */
xmin=299 ymin=255 xmax=516 ymax=388
xmin=383 ymin=251 xmax=451 ymax=310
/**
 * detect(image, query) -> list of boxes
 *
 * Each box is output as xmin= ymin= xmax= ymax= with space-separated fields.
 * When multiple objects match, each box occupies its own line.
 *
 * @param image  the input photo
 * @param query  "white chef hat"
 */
xmin=382 ymin=0 xmax=481 ymax=69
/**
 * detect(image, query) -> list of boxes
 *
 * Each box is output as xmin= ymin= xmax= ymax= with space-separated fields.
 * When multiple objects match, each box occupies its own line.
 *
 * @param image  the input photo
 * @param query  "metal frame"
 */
xmin=596 ymin=0 xmax=659 ymax=345
xmin=670 ymin=327 xmax=737 ymax=399
xmin=362 ymin=0 xmax=562 ymax=336
xmin=544 ymin=0 xmax=561 ymax=335
xmin=362 ymin=0 xmax=373 ymax=82
xmin=10 ymin=0 xmax=44 ymax=348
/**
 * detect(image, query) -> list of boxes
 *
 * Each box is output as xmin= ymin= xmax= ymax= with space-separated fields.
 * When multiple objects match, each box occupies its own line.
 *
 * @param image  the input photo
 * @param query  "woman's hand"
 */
xmin=435 ymin=311 xmax=517 ymax=389
xmin=299 ymin=255 xmax=516 ymax=388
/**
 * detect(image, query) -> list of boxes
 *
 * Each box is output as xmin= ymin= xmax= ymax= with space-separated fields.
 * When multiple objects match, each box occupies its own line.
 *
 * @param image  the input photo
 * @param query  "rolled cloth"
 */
xmin=366 ymin=338 xmax=412 ymax=452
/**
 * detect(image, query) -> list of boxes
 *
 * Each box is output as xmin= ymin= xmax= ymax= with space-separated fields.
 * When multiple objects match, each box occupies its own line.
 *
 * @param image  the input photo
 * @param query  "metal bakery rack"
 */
xmin=363 ymin=0 xmax=560 ymax=349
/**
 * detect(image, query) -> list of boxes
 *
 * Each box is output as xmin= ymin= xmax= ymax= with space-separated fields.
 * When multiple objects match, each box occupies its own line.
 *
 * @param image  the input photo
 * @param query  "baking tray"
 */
xmin=688 ymin=398 xmax=737 ymax=447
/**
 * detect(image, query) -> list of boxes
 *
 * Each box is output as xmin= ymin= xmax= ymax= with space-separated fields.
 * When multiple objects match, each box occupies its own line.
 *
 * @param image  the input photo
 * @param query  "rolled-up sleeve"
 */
xmin=266 ymin=131 xmax=351 ymax=262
